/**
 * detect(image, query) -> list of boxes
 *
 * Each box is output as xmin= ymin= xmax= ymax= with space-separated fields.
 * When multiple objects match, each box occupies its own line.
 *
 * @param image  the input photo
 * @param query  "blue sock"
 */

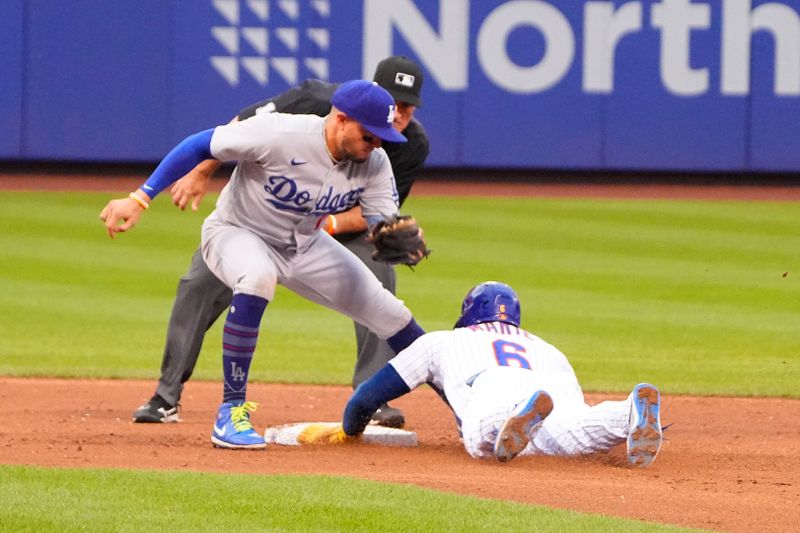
xmin=222 ymin=293 xmax=268 ymax=404
xmin=386 ymin=318 xmax=425 ymax=354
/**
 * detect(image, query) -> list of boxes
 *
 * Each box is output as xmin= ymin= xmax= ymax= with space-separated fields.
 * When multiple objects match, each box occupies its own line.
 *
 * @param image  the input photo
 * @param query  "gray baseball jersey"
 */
xmin=199 ymin=112 xmax=412 ymax=338
xmin=390 ymin=322 xmax=632 ymax=458
xmin=207 ymin=112 xmax=399 ymax=252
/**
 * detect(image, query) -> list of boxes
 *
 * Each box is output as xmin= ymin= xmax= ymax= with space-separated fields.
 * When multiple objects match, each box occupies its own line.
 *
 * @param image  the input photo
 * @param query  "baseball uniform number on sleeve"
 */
xmin=492 ymin=340 xmax=531 ymax=370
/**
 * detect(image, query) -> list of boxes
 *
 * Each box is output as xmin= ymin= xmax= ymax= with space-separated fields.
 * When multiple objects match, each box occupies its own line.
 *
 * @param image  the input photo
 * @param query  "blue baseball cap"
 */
xmin=330 ymin=80 xmax=407 ymax=143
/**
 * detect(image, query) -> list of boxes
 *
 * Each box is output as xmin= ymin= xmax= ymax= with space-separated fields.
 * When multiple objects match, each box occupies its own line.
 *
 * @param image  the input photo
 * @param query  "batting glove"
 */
xmin=297 ymin=423 xmax=359 ymax=445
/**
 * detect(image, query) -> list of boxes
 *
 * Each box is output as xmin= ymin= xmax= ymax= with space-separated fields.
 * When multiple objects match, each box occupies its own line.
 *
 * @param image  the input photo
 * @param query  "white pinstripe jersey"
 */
xmin=207 ymin=112 xmax=399 ymax=252
xmin=389 ymin=322 xmax=577 ymax=419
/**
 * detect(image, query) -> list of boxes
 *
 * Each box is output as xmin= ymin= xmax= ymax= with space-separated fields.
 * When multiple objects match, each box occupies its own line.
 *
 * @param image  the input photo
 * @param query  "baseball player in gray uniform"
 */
xmin=100 ymin=80 xmax=426 ymax=449
xmin=132 ymin=57 xmax=428 ymax=429
xmin=298 ymin=282 xmax=664 ymax=467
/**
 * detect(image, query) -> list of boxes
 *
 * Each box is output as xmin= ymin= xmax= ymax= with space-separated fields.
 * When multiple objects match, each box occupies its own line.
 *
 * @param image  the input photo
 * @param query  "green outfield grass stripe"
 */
xmin=1 ymin=191 xmax=797 ymax=397
xmin=0 ymin=465 xmax=699 ymax=533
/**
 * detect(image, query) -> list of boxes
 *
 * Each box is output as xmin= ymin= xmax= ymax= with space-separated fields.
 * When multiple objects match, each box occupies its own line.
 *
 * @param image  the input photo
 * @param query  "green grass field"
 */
xmin=1 ymin=189 xmax=797 ymax=531
xmin=1 ymin=191 xmax=797 ymax=395
xmin=0 ymin=466 xmax=697 ymax=532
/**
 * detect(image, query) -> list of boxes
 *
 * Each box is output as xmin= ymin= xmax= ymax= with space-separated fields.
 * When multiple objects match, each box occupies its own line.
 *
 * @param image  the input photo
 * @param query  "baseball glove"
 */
xmin=297 ymin=423 xmax=359 ymax=445
xmin=366 ymin=215 xmax=430 ymax=266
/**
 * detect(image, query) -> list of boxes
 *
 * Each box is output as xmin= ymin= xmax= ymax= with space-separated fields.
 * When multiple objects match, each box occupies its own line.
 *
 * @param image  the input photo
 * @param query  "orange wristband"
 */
xmin=326 ymin=214 xmax=337 ymax=235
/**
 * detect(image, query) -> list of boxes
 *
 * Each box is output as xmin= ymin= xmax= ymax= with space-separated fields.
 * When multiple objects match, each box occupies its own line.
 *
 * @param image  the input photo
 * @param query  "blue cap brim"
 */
xmin=363 ymin=124 xmax=407 ymax=143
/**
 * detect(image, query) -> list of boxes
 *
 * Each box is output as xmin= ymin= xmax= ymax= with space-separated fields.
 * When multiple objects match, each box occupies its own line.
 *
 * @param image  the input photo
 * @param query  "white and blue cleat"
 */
xmin=627 ymin=383 xmax=663 ymax=467
xmin=211 ymin=401 xmax=267 ymax=450
xmin=494 ymin=390 xmax=553 ymax=463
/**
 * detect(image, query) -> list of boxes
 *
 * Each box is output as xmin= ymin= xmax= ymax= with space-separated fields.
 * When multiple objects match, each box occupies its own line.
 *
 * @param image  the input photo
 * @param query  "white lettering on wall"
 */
xmin=583 ymin=1 xmax=643 ymax=93
xmin=477 ymin=1 xmax=574 ymax=93
xmin=362 ymin=0 xmax=800 ymax=97
xmin=722 ymin=0 xmax=800 ymax=95
xmin=652 ymin=0 xmax=711 ymax=96
xmin=363 ymin=0 xmax=469 ymax=90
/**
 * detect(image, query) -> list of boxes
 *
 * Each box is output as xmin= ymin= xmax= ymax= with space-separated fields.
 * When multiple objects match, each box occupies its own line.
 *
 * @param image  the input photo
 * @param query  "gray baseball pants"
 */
xmin=154 ymin=232 xmax=397 ymax=406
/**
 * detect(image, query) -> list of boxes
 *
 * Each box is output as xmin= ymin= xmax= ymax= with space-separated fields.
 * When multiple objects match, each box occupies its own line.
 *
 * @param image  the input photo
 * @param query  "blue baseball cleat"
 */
xmin=211 ymin=401 xmax=267 ymax=450
xmin=627 ymin=383 xmax=663 ymax=467
xmin=494 ymin=390 xmax=553 ymax=463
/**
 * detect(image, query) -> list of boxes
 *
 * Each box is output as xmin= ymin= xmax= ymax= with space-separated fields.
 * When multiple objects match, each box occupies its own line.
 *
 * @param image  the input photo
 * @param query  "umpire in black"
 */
xmin=133 ymin=56 xmax=429 ymax=428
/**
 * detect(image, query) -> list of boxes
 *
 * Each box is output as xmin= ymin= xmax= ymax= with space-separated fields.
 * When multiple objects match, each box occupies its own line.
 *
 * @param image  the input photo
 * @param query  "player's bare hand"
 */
xmin=99 ymin=196 xmax=145 ymax=239
xmin=170 ymin=160 xmax=219 ymax=211
xmin=170 ymin=174 xmax=207 ymax=211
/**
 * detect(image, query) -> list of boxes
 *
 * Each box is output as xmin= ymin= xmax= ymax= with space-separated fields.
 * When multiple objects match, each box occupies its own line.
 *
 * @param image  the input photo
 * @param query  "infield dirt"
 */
xmin=1 ymin=378 xmax=798 ymax=532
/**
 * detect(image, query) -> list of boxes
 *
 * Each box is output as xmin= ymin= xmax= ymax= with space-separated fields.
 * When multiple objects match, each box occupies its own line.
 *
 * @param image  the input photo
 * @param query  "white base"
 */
xmin=264 ymin=422 xmax=418 ymax=447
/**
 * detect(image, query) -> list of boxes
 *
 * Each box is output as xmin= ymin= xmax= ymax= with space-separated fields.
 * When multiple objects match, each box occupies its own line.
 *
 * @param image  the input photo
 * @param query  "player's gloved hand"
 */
xmin=367 ymin=214 xmax=430 ymax=266
xmin=170 ymin=160 xmax=220 ymax=211
xmin=297 ymin=423 xmax=359 ymax=445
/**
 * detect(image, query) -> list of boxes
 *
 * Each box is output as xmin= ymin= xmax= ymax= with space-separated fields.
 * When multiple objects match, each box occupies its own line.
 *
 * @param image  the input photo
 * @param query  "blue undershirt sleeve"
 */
xmin=342 ymin=364 xmax=411 ymax=436
xmin=139 ymin=129 xmax=215 ymax=199
xmin=364 ymin=214 xmax=385 ymax=232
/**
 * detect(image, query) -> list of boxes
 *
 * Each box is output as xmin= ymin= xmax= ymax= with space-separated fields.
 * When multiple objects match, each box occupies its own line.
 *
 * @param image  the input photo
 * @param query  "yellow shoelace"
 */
xmin=229 ymin=401 xmax=259 ymax=432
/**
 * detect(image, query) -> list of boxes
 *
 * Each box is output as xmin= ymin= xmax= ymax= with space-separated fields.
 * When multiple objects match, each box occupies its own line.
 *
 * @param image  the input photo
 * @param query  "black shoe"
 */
xmin=133 ymin=395 xmax=179 ymax=423
xmin=371 ymin=403 xmax=405 ymax=428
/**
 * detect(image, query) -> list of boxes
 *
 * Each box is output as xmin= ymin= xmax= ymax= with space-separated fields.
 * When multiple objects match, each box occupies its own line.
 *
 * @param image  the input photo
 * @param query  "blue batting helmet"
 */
xmin=454 ymin=281 xmax=521 ymax=328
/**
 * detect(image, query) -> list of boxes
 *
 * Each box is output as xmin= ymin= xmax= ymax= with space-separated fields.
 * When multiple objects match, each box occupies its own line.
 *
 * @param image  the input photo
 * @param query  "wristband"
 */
xmin=129 ymin=191 xmax=150 ymax=210
xmin=326 ymin=214 xmax=337 ymax=235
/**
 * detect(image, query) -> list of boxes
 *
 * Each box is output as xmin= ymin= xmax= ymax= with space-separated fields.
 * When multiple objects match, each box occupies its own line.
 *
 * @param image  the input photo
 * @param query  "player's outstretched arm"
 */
xmin=343 ymin=364 xmax=411 ymax=436
xmin=99 ymin=129 xmax=215 ymax=239
xmin=295 ymin=365 xmax=411 ymax=445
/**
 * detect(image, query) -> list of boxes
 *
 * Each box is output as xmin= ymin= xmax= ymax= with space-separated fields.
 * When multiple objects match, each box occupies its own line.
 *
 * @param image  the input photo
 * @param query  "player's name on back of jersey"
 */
xmin=466 ymin=322 xmax=537 ymax=339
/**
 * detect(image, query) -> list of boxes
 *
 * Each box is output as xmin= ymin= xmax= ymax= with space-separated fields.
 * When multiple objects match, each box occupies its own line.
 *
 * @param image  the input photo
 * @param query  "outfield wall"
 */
xmin=2 ymin=0 xmax=799 ymax=172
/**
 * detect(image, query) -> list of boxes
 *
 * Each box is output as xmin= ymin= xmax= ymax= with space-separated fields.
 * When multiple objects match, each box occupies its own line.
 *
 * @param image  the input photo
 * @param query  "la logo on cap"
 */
xmin=395 ymin=73 xmax=415 ymax=88
xmin=386 ymin=104 xmax=395 ymax=124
